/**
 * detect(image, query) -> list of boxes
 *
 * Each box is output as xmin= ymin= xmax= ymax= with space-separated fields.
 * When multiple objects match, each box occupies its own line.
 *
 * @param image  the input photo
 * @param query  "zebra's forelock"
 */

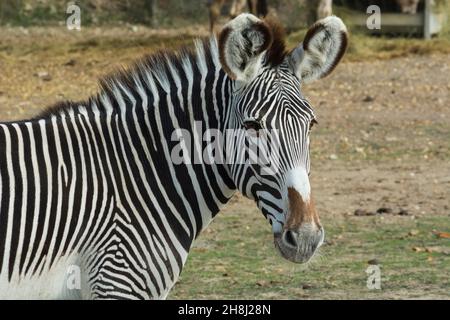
xmin=263 ymin=17 xmax=288 ymax=67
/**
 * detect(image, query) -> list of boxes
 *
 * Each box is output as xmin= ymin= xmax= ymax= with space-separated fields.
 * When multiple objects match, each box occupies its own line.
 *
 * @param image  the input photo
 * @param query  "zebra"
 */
xmin=0 ymin=14 xmax=347 ymax=299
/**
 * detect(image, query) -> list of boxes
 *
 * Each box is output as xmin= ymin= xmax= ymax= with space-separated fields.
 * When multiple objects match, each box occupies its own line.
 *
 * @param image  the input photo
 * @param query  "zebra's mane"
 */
xmin=35 ymin=18 xmax=287 ymax=120
xmin=35 ymin=37 xmax=218 ymax=120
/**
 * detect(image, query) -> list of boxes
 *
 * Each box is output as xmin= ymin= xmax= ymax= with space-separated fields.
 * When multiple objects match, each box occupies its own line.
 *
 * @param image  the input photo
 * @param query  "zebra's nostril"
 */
xmin=276 ymin=226 xmax=325 ymax=263
xmin=284 ymin=230 xmax=298 ymax=247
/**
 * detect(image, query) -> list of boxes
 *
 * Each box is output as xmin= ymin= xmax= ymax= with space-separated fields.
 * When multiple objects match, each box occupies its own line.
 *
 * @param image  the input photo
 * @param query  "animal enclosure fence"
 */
xmin=346 ymin=0 xmax=448 ymax=38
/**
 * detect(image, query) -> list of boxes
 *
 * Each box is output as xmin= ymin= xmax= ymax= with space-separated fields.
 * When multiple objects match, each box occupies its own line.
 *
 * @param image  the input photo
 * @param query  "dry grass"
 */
xmin=287 ymin=28 xmax=450 ymax=63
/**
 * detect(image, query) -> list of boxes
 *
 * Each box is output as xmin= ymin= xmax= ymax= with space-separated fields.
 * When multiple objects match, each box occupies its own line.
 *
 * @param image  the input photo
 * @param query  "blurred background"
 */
xmin=0 ymin=0 xmax=448 ymax=30
xmin=0 ymin=0 xmax=449 ymax=299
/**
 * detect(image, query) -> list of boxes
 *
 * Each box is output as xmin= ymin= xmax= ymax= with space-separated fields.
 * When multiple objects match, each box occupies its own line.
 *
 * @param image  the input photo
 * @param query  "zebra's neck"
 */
xmin=85 ymin=37 xmax=237 ymax=241
xmin=0 ymin=38 xmax=237 ymax=293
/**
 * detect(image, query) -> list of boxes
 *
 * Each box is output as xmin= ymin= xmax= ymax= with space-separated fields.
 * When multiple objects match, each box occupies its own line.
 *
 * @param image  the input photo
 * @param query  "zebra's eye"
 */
xmin=243 ymin=120 xmax=262 ymax=131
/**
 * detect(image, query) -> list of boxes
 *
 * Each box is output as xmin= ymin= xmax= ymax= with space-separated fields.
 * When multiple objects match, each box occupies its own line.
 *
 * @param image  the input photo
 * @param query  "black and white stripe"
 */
xmin=0 ymin=14 xmax=348 ymax=299
xmin=0 ymin=38 xmax=238 ymax=299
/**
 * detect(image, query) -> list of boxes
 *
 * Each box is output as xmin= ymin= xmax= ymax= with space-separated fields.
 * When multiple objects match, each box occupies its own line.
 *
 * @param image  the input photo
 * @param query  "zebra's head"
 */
xmin=218 ymin=14 xmax=347 ymax=263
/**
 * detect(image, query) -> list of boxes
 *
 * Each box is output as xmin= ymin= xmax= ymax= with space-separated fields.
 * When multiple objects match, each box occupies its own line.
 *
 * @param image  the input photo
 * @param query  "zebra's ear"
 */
xmin=218 ymin=13 xmax=273 ymax=83
xmin=287 ymin=16 xmax=348 ymax=84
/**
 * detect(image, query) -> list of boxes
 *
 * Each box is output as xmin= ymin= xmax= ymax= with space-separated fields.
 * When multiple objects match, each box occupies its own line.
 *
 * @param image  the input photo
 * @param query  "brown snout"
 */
xmin=286 ymin=187 xmax=321 ymax=229
xmin=274 ymin=187 xmax=324 ymax=263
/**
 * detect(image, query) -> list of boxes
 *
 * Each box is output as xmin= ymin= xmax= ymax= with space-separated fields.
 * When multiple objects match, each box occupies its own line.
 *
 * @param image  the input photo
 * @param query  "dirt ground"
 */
xmin=0 ymin=26 xmax=449 ymax=299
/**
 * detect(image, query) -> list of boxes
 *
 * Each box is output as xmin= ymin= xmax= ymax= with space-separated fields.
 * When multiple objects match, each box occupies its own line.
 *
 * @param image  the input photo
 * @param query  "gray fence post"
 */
xmin=424 ymin=0 xmax=431 ymax=39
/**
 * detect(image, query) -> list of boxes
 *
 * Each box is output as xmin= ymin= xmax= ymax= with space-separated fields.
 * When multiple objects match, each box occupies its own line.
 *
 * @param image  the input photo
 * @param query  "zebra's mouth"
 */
xmin=273 ymin=226 xmax=324 ymax=264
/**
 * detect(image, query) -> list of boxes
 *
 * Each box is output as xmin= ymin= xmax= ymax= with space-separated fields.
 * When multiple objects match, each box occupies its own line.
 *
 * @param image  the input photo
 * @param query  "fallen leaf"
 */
xmin=432 ymin=231 xmax=450 ymax=239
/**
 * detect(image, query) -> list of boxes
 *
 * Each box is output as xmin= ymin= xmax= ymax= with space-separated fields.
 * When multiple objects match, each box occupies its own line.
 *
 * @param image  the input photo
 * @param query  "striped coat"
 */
xmin=0 ymin=14 xmax=347 ymax=299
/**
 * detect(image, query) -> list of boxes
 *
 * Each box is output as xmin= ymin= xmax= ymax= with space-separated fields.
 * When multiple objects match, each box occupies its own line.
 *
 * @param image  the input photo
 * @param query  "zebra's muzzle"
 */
xmin=273 ymin=186 xmax=324 ymax=263
xmin=274 ymin=224 xmax=324 ymax=263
